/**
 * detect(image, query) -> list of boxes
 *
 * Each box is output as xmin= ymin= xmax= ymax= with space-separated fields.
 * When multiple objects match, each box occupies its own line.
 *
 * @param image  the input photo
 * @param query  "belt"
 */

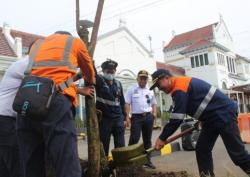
xmin=0 ymin=115 xmax=16 ymax=119
xmin=132 ymin=112 xmax=151 ymax=117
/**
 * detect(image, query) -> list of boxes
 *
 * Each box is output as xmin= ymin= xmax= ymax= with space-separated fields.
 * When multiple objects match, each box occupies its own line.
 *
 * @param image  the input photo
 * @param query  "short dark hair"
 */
xmin=54 ymin=31 xmax=72 ymax=36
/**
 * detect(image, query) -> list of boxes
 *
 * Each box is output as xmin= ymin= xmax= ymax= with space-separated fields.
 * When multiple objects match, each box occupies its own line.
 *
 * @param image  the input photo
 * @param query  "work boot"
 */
xmin=239 ymin=162 xmax=250 ymax=176
xmin=144 ymin=154 xmax=156 ymax=169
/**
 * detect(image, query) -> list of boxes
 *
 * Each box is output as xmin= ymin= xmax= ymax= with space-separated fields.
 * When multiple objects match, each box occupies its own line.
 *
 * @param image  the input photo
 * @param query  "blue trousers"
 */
xmin=196 ymin=110 xmax=250 ymax=177
xmin=16 ymin=93 xmax=81 ymax=177
xmin=129 ymin=113 xmax=153 ymax=150
xmin=0 ymin=116 xmax=22 ymax=177
xmin=99 ymin=117 xmax=125 ymax=156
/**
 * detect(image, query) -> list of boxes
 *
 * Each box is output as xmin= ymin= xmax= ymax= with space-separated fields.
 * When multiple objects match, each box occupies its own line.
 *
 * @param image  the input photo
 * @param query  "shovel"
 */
xmin=146 ymin=124 xmax=197 ymax=154
xmin=111 ymin=121 xmax=199 ymax=166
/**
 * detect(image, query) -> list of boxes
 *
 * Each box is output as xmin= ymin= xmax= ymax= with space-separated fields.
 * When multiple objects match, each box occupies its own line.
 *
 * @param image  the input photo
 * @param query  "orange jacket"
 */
xmin=30 ymin=34 xmax=95 ymax=107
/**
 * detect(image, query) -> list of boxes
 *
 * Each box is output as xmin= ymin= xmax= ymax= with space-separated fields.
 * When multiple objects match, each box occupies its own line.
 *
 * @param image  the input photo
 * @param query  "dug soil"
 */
xmin=46 ymin=159 xmax=192 ymax=177
xmin=116 ymin=166 xmax=191 ymax=177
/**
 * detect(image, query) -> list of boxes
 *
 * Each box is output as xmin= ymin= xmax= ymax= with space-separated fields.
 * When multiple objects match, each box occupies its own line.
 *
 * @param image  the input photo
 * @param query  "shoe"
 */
xmin=144 ymin=161 xmax=156 ymax=169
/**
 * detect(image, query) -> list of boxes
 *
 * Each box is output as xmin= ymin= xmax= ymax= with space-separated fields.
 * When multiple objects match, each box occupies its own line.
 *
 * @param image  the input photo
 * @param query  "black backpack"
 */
xmin=13 ymin=75 xmax=55 ymax=120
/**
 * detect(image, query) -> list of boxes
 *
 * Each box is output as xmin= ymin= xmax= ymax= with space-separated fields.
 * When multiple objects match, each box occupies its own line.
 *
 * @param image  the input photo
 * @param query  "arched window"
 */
xmin=222 ymin=82 xmax=227 ymax=89
xmin=117 ymin=69 xmax=136 ymax=78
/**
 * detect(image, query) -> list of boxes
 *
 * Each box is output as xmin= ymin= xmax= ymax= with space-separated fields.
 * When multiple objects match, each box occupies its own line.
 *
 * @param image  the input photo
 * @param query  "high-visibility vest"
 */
xmin=30 ymin=34 xmax=79 ymax=107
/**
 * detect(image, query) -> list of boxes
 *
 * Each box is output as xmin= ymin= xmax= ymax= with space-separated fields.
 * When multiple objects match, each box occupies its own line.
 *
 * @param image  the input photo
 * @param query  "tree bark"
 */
xmin=75 ymin=0 xmax=106 ymax=177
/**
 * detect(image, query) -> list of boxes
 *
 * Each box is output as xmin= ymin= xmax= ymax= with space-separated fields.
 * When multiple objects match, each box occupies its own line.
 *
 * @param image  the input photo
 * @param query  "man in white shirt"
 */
xmin=0 ymin=56 xmax=28 ymax=177
xmin=125 ymin=70 xmax=157 ymax=169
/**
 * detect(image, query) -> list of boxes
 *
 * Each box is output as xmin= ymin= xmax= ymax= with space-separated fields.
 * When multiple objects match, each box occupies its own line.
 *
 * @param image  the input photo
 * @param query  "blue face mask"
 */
xmin=103 ymin=73 xmax=115 ymax=81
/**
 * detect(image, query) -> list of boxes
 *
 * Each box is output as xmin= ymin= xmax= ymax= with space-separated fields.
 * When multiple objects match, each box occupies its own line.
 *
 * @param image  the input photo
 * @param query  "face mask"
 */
xmin=103 ymin=73 xmax=115 ymax=81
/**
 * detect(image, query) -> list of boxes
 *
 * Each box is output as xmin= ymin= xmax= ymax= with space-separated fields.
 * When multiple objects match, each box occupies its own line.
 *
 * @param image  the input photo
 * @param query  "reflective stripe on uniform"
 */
xmin=96 ymin=97 xmax=120 ymax=106
xmin=24 ymin=40 xmax=43 ymax=75
xmin=32 ymin=61 xmax=77 ymax=70
xmin=32 ymin=36 xmax=77 ymax=70
xmin=193 ymin=86 xmax=217 ymax=119
xmin=170 ymin=113 xmax=185 ymax=120
xmin=58 ymin=78 xmax=74 ymax=91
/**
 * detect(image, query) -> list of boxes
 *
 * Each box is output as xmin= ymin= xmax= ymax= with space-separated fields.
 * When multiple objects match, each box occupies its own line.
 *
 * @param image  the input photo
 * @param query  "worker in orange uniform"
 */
xmin=151 ymin=69 xmax=250 ymax=177
xmin=16 ymin=31 xmax=95 ymax=177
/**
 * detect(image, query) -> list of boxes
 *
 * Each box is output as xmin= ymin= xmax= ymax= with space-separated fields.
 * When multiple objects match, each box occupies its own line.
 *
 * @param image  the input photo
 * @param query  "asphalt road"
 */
xmin=78 ymin=128 xmax=250 ymax=177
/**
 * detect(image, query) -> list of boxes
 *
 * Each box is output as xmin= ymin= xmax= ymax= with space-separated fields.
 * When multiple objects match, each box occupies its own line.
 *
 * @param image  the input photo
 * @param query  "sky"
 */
xmin=1 ymin=0 xmax=250 ymax=60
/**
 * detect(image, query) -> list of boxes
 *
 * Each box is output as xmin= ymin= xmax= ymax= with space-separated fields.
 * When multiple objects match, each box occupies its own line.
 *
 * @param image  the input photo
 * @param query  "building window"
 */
xmin=222 ymin=82 xmax=227 ymax=89
xmin=204 ymin=53 xmax=209 ymax=65
xmin=226 ymin=56 xmax=236 ymax=74
xmin=217 ymin=53 xmax=225 ymax=66
xmin=191 ymin=57 xmax=195 ymax=68
xmin=190 ymin=53 xmax=209 ymax=68
xmin=232 ymin=58 xmax=235 ymax=73
xmin=22 ymin=47 xmax=29 ymax=55
xmin=226 ymin=57 xmax=230 ymax=71
xmin=195 ymin=56 xmax=199 ymax=67
xmin=199 ymin=55 xmax=204 ymax=66
xmin=229 ymin=58 xmax=233 ymax=72
xmin=245 ymin=64 xmax=250 ymax=74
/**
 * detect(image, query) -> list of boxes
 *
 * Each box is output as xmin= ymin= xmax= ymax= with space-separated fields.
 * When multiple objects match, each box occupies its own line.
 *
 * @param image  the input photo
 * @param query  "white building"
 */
xmin=163 ymin=16 xmax=250 ymax=90
xmin=0 ymin=24 xmax=43 ymax=80
xmin=0 ymin=23 xmax=43 ymax=79
xmin=94 ymin=23 xmax=157 ymax=90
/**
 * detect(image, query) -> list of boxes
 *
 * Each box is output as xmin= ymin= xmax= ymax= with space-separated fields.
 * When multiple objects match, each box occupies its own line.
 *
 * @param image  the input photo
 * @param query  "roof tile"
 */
xmin=156 ymin=62 xmax=185 ymax=75
xmin=164 ymin=23 xmax=218 ymax=50
xmin=0 ymin=27 xmax=44 ymax=57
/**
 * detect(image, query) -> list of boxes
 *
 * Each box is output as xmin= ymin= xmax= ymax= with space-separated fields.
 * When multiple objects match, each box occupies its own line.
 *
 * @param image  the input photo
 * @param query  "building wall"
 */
xmin=164 ymin=48 xmax=221 ymax=88
xmin=163 ymin=47 xmax=186 ymax=63
xmin=163 ymin=21 xmax=250 ymax=90
xmin=94 ymin=29 xmax=157 ymax=76
xmin=236 ymin=59 xmax=250 ymax=79
xmin=213 ymin=21 xmax=234 ymax=52
xmin=187 ymin=50 xmax=220 ymax=87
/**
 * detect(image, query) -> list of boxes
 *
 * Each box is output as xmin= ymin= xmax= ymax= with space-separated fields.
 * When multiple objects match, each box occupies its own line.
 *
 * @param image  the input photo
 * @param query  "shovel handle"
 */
xmin=146 ymin=127 xmax=195 ymax=154
xmin=165 ymin=126 xmax=195 ymax=144
xmin=146 ymin=123 xmax=198 ymax=153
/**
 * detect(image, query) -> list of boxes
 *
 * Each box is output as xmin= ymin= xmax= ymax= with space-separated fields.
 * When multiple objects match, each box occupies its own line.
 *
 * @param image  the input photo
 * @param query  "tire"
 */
xmin=181 ymin=120 xmax=200 ymax=151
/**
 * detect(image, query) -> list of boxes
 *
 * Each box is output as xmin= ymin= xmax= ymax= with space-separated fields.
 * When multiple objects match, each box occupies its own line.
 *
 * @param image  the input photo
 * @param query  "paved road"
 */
xmin=78 ymin=129 xmax=250 ymax=177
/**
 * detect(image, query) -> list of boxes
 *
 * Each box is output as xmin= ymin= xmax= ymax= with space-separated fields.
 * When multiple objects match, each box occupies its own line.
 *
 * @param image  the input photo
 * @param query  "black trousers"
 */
xmin=128 ymin=113 xmax=153 ymax=150
xmin=0 ymin=116 xmax=22 ymax=177
xmin=16 ymin=93 xmax=81 ymax=177
xmin=99 ymin=117 xmax=125 ymax=156
xmin=196 ymin=116 xmax=250 ymax=177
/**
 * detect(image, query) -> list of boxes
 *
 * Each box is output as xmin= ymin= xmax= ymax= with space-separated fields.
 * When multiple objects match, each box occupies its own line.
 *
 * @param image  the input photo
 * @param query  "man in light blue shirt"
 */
xmin=125 ymin=70 xmax=157 ymax=169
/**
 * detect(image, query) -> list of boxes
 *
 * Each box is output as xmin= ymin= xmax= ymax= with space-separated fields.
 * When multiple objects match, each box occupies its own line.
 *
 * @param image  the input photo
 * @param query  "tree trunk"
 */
xmin=85 ymin=96 xmax=101 ymax=177
xmin=75 ymin=0 xmax=106 ymax=177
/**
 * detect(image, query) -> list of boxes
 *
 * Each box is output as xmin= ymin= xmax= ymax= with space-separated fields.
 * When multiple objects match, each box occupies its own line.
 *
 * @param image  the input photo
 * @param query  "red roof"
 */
xmin=10 ymin=29 xmax=44 ymax=48
xmin=0 ymin=33 xmax=16 ymax=57
xmin=0 ymin=27 xmax=44 ymax=57
xmin=180 ymin=39 xmax=212 ymax=54
xmin=164 ymin=23 xmax=218 ymax=50
xmin=156 ymin=62 xmax=185 ymax=76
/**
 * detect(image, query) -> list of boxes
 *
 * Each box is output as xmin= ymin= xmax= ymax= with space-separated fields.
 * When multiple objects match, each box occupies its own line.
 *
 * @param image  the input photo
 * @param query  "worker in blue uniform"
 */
xmin=151 ymin=69 xmax=250 ymax=177
xmin=96 ymin=59 xmax=127 ymax=156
